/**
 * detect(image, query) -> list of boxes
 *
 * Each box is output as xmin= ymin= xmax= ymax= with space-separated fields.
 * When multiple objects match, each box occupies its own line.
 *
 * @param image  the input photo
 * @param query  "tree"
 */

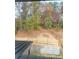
xmin=32 ymin=1 xmax=40 ymax=15
xmin=21 ymin=2 xmax=31 ymax=20
xmin=15 ymin=2 xmax=22 ymax=31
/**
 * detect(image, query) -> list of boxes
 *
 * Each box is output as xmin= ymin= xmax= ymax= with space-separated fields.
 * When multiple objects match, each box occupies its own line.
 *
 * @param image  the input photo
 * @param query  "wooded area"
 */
xmin=15 ymin=1 xmax=63 ymax=33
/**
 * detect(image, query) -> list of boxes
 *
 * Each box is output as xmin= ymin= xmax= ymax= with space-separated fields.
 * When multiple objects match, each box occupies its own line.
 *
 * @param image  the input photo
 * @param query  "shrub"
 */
xmin=24 ymin=14 xmax=40 ymax=30
xmin=15 ymin=21 xmax=20 ymax=34
xmin=54 ymin=22 xmax=63 ymax=29
xmin=22 ymin=20 xmax=26 ymax=30
xmin=60 ymin=22 xmax=63 ymax=28
xmin=25 ymin=19 xmax=33 ymax=30
xmin=44 ymin=16 xmax=53 ymax=29
xmin=32 ymin=14 xmax=40 ymax=30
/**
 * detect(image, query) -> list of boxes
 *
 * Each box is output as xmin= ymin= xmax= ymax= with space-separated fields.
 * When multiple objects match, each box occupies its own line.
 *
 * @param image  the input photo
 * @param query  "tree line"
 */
xmin=15 ymin=1 xmax=63 ymax=33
